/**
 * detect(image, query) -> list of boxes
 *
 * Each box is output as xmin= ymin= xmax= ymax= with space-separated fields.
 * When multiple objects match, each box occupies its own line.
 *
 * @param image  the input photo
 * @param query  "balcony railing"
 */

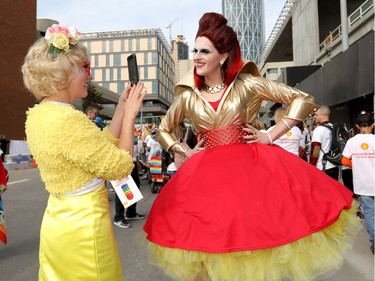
xmin=319 ymin=0 xmax=373 ymax=50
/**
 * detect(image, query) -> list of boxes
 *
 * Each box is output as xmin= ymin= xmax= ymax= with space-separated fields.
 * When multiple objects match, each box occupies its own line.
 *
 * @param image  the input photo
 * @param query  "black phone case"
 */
xmin=127 ymin=54 xmax=139 ymax=86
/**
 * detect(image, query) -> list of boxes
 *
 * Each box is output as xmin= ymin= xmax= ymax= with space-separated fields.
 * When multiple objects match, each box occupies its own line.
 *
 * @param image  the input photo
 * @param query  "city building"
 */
xmin=171 ymin=35 xmax=194 ymax=83
xmin=259 ymin=0 xmax=374 ymax=128
xmin=80 ymin=28 xmax=175 ymax=125
xmin=223 ymin=0 xmax=265 ymax=63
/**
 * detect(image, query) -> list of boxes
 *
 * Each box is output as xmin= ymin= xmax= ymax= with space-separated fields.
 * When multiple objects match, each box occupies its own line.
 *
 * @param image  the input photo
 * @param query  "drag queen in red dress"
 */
xmin=144 ymin=12 xmax=359 ymax=281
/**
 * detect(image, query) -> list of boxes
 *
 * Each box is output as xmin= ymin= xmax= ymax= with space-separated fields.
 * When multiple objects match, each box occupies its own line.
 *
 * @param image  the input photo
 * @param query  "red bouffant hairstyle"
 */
xmin=194 ymin=12 xmax=243 ymax=89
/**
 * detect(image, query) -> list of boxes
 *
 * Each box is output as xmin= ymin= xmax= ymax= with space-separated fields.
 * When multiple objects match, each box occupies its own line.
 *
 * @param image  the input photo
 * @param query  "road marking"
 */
xmin=8 ymin=179 xmax=31 ymax=185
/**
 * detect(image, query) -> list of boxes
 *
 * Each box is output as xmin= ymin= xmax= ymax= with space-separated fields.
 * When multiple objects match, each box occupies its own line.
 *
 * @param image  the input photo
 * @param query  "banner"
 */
xmin=110 ymin=175 xmax=143 ymax=208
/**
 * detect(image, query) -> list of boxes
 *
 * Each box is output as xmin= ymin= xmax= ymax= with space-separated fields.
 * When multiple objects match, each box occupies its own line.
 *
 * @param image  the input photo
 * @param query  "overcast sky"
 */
xmin=37 ymin=0 xmax=285 ymax=54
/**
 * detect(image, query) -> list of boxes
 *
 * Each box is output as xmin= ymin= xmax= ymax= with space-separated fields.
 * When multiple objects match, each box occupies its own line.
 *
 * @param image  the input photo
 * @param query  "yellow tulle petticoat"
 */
xmin=39 ymin=185 xmax=123 ymax=281
xmin=147 ymin=205 xmax=360 ymax=281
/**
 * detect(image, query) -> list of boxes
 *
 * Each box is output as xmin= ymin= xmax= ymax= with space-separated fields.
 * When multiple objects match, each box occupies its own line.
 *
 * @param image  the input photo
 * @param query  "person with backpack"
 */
xmin=342 ymin=111 xmax=375 ymax=255
xmin=309 ymin=106 xmax=339 ymax=179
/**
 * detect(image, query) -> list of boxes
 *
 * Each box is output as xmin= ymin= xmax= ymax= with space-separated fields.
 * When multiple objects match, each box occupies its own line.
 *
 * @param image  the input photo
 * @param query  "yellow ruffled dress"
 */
xmin=26 ymin=102 xmax=134 ymax=281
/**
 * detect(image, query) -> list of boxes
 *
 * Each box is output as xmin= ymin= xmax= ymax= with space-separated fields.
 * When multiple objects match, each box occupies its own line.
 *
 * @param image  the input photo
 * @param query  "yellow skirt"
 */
xmin=146 ymin=205 xmax=360 ymax=281
xmin=39 ymin=185 xmax=123 ymax=281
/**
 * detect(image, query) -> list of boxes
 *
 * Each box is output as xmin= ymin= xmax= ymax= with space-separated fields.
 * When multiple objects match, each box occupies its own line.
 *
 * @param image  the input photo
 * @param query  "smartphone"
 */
xmin=127 ymin=54 xmax=139 ymax=86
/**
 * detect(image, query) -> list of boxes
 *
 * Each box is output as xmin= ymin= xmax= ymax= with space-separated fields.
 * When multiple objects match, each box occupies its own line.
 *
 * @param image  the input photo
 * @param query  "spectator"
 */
xmin=85 ymin=105 xmax=99 ymax=121
xmin=310 ymin=106 xmax=339 ymax=179
xmin=267 ymin=107 xmax=304 ymax=156
xmin=342 ymin=111 xmax=375 ymax=255
xmin=113 ymin=127 xmax=145 ymax=229
xmin=22 ymin=24 xmax=146 ymax=280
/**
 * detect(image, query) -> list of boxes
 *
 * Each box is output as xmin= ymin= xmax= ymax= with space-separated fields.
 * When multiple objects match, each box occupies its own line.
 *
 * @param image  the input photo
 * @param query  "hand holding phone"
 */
xmin=127 ymin=54 xmax=139 ymax=86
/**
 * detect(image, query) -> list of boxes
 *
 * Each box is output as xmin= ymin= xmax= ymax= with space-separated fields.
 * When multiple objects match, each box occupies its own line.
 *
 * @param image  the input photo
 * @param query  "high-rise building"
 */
xmin=80 ymin=28 xmax=175 ymax=124
xmin=223 ymin=0 xmax=265 ymax=64
xmin=171 ymin=35 xmax=193 ymax=83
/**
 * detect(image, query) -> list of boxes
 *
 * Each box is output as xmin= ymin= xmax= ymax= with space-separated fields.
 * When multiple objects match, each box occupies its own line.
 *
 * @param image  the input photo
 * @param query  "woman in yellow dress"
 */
xmin=144 ymin=13 xmax=359 ymax=281
xmin=22 ymin=24 xmax=146 ymax=281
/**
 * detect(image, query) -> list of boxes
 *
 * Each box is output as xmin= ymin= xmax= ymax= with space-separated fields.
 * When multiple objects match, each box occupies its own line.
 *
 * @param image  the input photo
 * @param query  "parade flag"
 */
xmin=110 ymin=175 xmax=143 ymax=208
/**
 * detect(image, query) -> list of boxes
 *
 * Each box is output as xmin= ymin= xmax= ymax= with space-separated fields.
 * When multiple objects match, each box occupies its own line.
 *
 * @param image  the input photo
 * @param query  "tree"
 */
xmin=82 ymin=83 xmax=105 ymax=111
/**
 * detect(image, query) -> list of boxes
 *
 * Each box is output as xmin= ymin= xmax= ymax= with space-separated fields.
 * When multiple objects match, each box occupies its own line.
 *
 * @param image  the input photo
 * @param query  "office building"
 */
xmin=223 ymin=0 xmax=265 ymax=64
xmin=80 ymin=28 xmax=175 ymax=124
xmin=171 ymin=35 xmax=193 ymax=82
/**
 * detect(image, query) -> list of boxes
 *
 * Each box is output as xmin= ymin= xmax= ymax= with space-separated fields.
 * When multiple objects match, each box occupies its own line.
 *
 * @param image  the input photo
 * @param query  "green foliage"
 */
xmin=82 ymin=83 xmax=105 ymax=111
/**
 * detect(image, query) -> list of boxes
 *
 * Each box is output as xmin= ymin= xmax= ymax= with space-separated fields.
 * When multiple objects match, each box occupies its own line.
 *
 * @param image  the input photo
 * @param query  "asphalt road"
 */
xmin=0 ymin=168 xmax=373 ymax=281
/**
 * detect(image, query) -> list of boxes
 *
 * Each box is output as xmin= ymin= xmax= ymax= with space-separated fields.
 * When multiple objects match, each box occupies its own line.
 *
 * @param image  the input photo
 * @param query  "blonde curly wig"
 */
xmin=22 ymin=37 xmax=88 ymax=100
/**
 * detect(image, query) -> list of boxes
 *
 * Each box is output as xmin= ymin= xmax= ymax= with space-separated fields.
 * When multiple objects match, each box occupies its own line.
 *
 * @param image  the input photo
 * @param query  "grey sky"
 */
xmin=37 ymin=0 xmax=285 ymax=54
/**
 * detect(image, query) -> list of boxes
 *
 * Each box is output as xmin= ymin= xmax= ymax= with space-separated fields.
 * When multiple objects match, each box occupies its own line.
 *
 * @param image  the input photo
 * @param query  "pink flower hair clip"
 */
xmin=45 ymin=24 xmax=81 ymax=59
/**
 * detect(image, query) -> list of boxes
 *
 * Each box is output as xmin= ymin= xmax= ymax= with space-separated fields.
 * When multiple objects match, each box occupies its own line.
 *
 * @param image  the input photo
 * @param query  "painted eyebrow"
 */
xmin=192 ymin=48 xmax=213 ymax=54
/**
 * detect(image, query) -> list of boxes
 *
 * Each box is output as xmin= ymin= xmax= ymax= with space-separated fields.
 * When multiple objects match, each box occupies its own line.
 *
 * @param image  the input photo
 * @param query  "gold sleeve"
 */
xmin=157 ymin=94 xmax=185 ymax=151
xmin=243 ymin=75 xmax=318 ymax=120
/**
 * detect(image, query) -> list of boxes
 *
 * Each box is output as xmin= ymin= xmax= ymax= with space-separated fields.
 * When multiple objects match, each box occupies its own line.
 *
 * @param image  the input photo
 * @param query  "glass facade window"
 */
xmin=152 ymin=81 xmax=158 ymax=94
xmin=129 ymin=39 xmax=133 ymax=51
xmin=110 ymin=68 xmax=114 ymax=80
xmin=118 ymin=82 xmax=124 ymax=93
xmin=110 ymin=40 xmax=113 ymax=52
xmin=267 ymin=68 xmax=278 ymax=74
xmin=102 ymin=69 xmax=106 ymax=81
xmin=117 ymin=67 xmax=121 ymax=80
xmin=95 ymin=56 xmax=99 ymax=68
xmin=144 ymin=66 xmax=148 ymax=79
xmin=121 ymin=39 xmax=125 ymax=51
xmin=113 ymin=54 xmax=121 ymax=66
xmin=152 ymin=52 xmax=158 ymax=64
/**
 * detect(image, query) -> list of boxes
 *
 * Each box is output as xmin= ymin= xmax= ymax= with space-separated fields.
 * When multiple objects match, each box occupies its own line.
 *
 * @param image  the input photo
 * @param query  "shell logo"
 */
xmin=361 ymin=143 xmax=369 ymax=150
xmin=286 ymin=131 xmax=292 ymax=136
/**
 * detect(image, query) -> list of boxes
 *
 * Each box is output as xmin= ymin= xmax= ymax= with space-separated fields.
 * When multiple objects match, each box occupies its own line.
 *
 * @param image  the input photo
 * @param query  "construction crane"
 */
xmin=166 ymin=18 xmax=179 ymax=44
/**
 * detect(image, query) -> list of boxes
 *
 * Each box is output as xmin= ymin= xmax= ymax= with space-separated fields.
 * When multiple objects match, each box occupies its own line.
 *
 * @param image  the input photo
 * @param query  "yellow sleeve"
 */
xmin=50 ymin=112 xmax=134 ymax=180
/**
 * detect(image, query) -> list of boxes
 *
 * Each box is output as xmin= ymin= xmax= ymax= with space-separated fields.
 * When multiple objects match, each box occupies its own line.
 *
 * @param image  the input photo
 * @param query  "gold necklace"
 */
xmin=202 ymin=82 xmax=226 ymax=94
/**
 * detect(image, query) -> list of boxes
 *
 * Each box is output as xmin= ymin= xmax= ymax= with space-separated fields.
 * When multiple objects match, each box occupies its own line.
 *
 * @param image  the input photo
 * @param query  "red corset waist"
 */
xmin=201 ymin=125 xmax=248 ymax=149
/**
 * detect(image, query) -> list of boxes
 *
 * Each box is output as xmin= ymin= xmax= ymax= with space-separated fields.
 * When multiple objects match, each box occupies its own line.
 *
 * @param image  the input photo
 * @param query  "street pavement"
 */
xmin=0 ymin=168 xmax=374 ymax=281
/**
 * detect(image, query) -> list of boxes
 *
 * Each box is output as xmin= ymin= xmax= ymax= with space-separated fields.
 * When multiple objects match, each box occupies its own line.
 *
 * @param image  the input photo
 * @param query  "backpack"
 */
xmin=321 ymin=123 xmax=350 ymax=166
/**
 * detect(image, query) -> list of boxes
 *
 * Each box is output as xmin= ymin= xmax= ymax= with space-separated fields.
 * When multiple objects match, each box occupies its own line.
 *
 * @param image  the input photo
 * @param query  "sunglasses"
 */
xmin=83 ymin=61 xmax=91 ymax=76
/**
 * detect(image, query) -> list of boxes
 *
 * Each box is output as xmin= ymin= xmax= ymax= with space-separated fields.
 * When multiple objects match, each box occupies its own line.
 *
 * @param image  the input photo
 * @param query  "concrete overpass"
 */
xmin=259 ymin=0 xmax=374 ymax=127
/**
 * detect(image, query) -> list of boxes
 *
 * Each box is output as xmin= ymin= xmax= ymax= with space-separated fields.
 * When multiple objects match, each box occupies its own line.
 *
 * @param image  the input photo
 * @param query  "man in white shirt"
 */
xmin=309 ymin=106 xmax=339 ymax=180
xmin=342 ymin=112 xmax=375 ymax=255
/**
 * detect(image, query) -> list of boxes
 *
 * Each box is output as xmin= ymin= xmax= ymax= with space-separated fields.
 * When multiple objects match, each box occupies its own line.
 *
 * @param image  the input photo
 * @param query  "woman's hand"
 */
xmin=122 ymin=82 xmax=147 ymax=120
xmin=240 ymin=123 xmax=272 ymax=145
